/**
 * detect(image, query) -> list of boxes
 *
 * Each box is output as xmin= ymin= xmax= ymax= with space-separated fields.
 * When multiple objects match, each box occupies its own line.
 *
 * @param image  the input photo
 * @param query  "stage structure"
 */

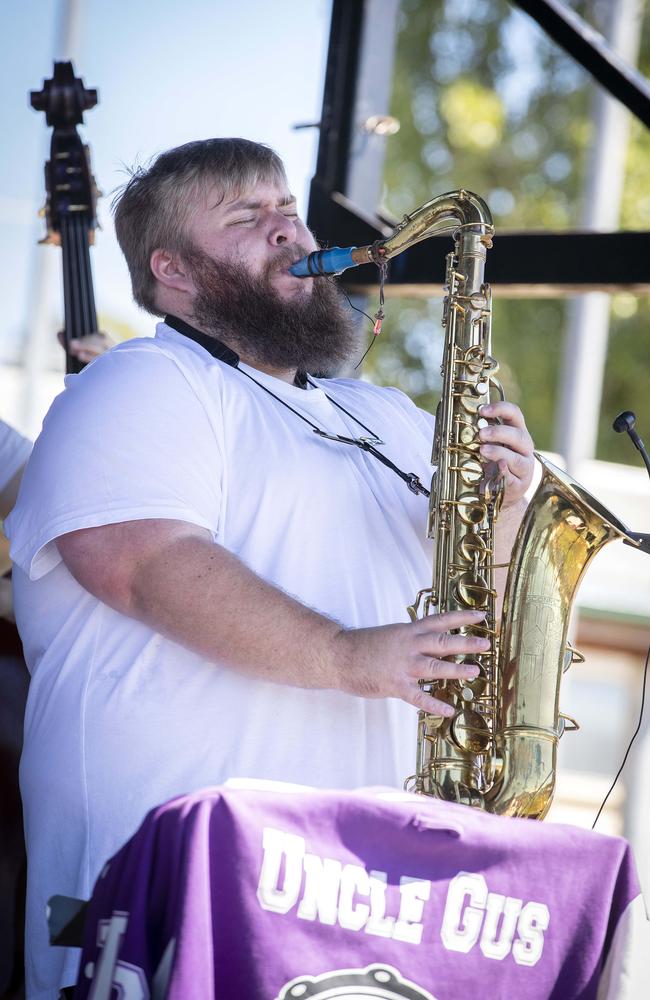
xmin=306 ymin=0 xmax=650 ymax=297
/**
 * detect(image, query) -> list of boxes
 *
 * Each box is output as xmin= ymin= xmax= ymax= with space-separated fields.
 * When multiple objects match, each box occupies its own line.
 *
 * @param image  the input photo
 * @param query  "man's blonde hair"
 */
xmin=113 ymin=138 xmax=288 ymax=315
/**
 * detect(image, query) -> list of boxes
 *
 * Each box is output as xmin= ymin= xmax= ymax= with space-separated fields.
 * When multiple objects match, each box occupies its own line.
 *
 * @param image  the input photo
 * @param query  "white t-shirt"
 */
xmin=6 ymin=322 xmax=435 ymax=997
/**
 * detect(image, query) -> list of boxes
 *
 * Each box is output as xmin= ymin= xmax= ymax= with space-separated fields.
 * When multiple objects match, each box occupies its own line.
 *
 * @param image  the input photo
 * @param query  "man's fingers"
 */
xmin=400 ymin=684 xmax=456 ymax=716
xmin=415 ymin=609 xmax=486 ymax=634
xmin=479 ymin=401 xmax=527 ymax=429
xmin=479 ymin=444 xmax=531 ymax=480
xmin=416 ymin=656 xmax=481 ymax=681
xmin=401 ymin=652 xmax=485 ymax=714
xmin=478 ymin=422 xmax=533 ymax=456
xmin=68 ymin=333 xmax=114 ymax=360
xmin=419 ymin=631 xmax=489 ymax=660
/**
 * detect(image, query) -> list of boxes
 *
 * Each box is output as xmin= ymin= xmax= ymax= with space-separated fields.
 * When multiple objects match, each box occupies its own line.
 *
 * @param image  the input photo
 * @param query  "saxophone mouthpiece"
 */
xmin=289 ymin=246 xmax=361 ymax=277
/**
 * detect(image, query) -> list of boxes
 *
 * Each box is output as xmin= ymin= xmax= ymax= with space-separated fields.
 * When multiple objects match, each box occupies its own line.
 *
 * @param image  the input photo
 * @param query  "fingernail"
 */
xmin=441 ymin=705 xmax=455 ymax=717
xmin=467 ymin=667 xmax=480 ymax=678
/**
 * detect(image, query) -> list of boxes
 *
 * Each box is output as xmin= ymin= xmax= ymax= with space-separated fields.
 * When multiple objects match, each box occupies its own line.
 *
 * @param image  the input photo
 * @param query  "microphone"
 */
xmin=613 ymin=411 xmax=650 ymax=555
xmin=612 ymin=410 xmax=650 ymax=479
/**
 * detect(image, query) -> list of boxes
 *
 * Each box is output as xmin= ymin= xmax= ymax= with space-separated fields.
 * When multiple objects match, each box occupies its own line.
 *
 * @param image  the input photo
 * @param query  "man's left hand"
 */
xmin=478 ymin=401 xmax=535 ymax=509
xmin=57 ymin=330 xmax=115 ymax=363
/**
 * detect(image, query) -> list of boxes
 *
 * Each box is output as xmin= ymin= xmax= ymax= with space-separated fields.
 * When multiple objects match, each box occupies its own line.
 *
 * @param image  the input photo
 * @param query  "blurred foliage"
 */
xmin=359 ymin=0 xmax=650 ymax=463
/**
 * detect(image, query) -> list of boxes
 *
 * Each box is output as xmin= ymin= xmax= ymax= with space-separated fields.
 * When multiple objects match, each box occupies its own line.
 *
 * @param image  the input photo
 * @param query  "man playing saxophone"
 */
xmin=5 ymin=138 xmax=534 ymax=998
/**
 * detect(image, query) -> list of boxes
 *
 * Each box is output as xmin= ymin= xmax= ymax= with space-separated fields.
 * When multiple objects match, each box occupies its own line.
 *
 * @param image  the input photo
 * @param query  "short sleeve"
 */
xmin=0 ymin=420 xmax=32 ymax=492
xmin=5 ymin=343 xmax=223 ymax=580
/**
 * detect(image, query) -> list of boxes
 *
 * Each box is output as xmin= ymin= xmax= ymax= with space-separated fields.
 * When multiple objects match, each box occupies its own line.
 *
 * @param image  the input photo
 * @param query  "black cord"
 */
xmin=338 ymin=286 xmax=380 ymax=371
xmin=592 ymin=643 xmax=650 ymax=830
xmin=235 ymin=367 xmax=430 ymax=497
xmin=338 ymin=268 xmax=389 ymax=372
xmin=340 ymin=285 xmax=376 ymax=328
xmin=355 ymin=335 xmax=380 ymax=371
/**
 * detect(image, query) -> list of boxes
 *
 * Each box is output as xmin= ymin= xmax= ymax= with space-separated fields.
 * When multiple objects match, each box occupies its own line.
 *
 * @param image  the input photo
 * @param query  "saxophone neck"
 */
xmin=375 ymin=189 xmax=494 ymax=263
xmin=289 ymin=190 xmax=494 ymax=278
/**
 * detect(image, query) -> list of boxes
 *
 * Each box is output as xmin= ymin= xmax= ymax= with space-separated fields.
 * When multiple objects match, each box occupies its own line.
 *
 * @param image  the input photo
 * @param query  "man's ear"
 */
xmin=150 ymin=249 xmax=194 ymax=293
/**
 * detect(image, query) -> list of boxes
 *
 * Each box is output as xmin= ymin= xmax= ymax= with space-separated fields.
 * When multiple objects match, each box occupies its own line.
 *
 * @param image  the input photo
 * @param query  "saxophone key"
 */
xmin=455 ymin=656 xmax=488 ymax=698
xmin=454 ymin=570 xmax=490 ymax=608
xmin=455 ymin=493 xmax=488 ymax=526
xmin=457 ymin=456 xmax=483 ymax=487
xmin=458 ymin=385 xmax=482 ymax=415
xmin=458 ymin=422 xmax=478 ymax=446
xmin=458 ymin=532 xmax=488 ymax=565
xmin=450 ymin=709 xmax=491 ymax=754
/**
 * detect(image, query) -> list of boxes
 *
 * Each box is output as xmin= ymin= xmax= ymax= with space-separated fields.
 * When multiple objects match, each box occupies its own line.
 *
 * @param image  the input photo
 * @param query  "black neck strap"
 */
xmin=164 ymin=314 xmax=240 ymax=367
xmin=163 ymin=314 xmax=428 ymax=498
xmin=163 ymin=314 xmax=309 ymax=387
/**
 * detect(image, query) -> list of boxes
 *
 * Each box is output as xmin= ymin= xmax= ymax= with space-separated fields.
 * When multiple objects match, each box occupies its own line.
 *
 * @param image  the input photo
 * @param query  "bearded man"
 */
xmin=6 ymin=138 xmax=534 ymax=997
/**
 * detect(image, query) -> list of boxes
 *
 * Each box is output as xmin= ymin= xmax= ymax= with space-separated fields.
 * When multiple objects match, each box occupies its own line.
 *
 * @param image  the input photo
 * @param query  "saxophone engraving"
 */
xmin=291 ymin=191 xmax=637 ymax=820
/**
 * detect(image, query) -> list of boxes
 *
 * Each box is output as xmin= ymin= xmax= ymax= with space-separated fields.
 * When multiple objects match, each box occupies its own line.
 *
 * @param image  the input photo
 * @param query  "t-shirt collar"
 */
xmin=163 ymin=313 xmax=309 ymax=389
xmin=164 ymin=314 xmax=240 ymax=368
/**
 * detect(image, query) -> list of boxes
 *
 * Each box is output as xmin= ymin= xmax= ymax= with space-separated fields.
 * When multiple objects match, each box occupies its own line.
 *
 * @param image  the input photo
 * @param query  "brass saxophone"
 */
xmin=292 ymin=191 xmax=636 ymax=820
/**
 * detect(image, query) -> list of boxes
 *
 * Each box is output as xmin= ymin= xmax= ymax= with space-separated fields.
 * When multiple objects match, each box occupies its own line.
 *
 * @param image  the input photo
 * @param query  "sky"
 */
xmin=0 ymin=0 xmax=332 ymax=369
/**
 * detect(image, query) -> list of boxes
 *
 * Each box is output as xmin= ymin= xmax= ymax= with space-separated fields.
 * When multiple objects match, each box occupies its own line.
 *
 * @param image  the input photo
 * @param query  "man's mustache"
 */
xmin=264 ymin=244 xmax=312 ymax=277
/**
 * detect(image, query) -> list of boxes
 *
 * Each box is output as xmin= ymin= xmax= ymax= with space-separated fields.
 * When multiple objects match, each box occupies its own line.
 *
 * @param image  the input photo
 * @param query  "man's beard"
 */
xmin=186 ymin=245 xmax=359 ymax=377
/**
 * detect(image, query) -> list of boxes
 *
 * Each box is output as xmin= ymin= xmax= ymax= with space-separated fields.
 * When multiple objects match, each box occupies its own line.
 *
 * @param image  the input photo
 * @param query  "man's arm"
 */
xmin=57 ymin=518 xmax=489 ymax=715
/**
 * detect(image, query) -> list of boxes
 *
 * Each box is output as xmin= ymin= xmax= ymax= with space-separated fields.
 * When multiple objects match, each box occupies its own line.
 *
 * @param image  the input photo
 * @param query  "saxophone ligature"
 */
xmin=291 ymin=192 xmax=638 ymax=820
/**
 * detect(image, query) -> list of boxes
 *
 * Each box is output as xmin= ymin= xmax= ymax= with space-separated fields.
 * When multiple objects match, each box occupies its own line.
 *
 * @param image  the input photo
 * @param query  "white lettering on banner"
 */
xmin=440 ymin=872 xmax=487 ymax=953
xmin=256 ymin=829 xmax=549 ymax=966
xmin=394 ymin=877 xmax=432 ymax=945
xmin=365 ymin=870 xmax=396 ymax=938
xmin=480 ymin=894 xmax=522 ymax=961
xmin=512 ymin=901 xmax=551 ymax=966
xmin=337 ymin=864 xmax=371 ymax=931
xmin=256 ymin=826 xmax=305 ymax=914
xmin=86 ymin=911 xmax=149 ymax=1000
xmin=297 ymin=854 xmax=342 ymax=925
xmin=441 ymin=872 xmax=549 ymax=966
xmin=256 ymin=826 xmax=429 ymax=943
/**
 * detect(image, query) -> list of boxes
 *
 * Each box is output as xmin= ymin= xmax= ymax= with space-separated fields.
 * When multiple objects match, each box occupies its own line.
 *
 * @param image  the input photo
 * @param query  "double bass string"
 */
xmin=60 ymin=215 xmax=75 ymax=352
xmin=61 ymin=214 xmax=97 ymax=366
xmin=76 ymin=213 xmax=97 ymax=335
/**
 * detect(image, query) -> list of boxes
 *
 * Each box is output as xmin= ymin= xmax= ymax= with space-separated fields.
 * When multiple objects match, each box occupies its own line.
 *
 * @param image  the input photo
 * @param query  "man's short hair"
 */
xmin=113 ymin=138 xmax=288 ymax=315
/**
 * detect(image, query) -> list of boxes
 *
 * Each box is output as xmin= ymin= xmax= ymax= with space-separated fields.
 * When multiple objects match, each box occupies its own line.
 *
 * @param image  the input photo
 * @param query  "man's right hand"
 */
xmin=333 ymin=610 xmax=488 ymax=714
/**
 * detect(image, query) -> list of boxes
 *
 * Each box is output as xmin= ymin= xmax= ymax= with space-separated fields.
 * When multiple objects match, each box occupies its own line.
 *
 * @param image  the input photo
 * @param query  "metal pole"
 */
xmin=553 ymin=0 xmax=648 ymax=893
xmin=554 ymin=0 xmax=643 ymax=473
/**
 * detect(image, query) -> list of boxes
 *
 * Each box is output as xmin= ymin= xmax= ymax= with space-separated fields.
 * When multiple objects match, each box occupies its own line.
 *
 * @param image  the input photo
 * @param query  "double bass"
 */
xmin=31 ymin=60 xmax=100 ymax=374
xmin=0 ymin=64 xmax=100 ymax=574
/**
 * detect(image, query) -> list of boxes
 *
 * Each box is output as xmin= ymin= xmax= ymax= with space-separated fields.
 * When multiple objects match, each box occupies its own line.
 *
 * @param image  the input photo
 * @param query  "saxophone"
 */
xmin=291 ymin=191 xmax=636 ymax=819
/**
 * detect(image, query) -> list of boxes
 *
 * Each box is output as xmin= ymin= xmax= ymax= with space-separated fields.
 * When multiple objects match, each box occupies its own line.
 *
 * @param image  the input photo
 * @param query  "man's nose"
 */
xmin=268 ymin=212 xmax=297 ymax=245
